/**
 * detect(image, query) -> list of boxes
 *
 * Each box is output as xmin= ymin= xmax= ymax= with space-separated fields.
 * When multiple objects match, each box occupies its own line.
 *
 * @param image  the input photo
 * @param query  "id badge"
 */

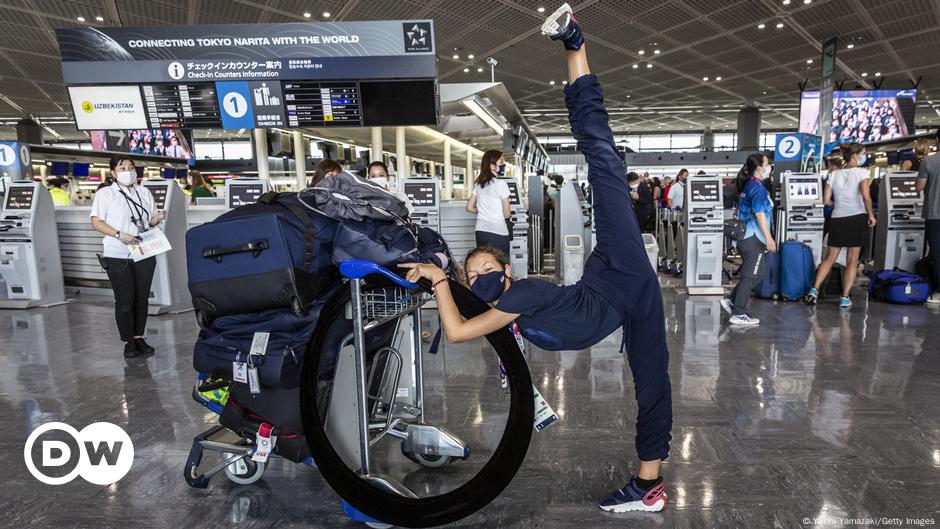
xmin=233 ymin=362 xmax=248 ymax=384
xmin=247 ymin=366 xmax=261 ymax=394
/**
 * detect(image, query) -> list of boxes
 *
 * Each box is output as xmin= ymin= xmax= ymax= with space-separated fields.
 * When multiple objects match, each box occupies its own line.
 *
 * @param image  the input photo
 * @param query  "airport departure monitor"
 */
xmin=404 ymin=181 xmax=436 ymax=207
xmin=787 ymin=177 xmax=820 ymax=201
xmin=690 ymin=180 xmax=720 ymax=203
xmin=889 ymin=175 xmax=919 ymax=200
xmin=228 ymin=183 xmax=264 ymax=208
xmin=4 ymin=185 xmax=35 ymax=210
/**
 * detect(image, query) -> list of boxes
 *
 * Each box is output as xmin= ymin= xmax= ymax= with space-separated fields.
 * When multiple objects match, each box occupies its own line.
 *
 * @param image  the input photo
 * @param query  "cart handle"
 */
xmin=339 ymin=259 xmax=418 ymax=290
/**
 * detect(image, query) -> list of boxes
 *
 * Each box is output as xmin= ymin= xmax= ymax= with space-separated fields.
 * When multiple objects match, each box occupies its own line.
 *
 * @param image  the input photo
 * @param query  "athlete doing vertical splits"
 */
xmin=401 ymin=3 xmax=673 ymax=513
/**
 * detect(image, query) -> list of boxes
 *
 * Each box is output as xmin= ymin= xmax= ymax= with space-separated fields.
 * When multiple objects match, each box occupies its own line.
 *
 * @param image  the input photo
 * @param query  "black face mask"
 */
xmin=470 ymin=270 xmax=507 ymax=302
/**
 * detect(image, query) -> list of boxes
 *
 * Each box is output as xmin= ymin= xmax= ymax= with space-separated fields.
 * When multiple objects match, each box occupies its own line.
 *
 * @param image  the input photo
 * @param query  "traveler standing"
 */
xmin=90 ymin=157 xmax=166 ymax=358
xmin=366 ymin=161 xmax=414 ymax=214
xmin=467 ymin=149 xmax=512 ymax=256
xmin=308 ymin=159 xmax=342 ymax=187
xmin=667 ymin=169 xmax=688 ymax=209
xmin=188 ymin=170 xmax=215 ymax=202
xmin=650 ymin=176 xmax=662 ymax=205
xmin=805 ymin=143 xmax=876 ymax=308
xmin=916 ymin=129 xmax=940 ymax=304
xmin=628 ymin=171 xmax=654 ymax=232
xmin=721 ymin=154 xmax=777 ymax=325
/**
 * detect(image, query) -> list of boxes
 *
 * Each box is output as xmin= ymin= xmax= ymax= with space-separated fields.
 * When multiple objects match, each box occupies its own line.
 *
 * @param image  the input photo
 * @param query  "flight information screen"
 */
xmin=228 ymin=183 xmax=264 ymax=208
xmin=787 ymin=178 xmax=820 ymax=200
xmin=142 ymin=84 xmax=222 ymax=129
xmin=283 ymin=81 xmax=362 ymax=127
xmin=889 ymin=176 xmax=919 ymax=200
xmin=690 ymin=180 xmax=719 ymax=203
xmin=403 ymin=181 xmax=436 ymax=207
xmin=4 ymin=186 xmax=34 ymax=210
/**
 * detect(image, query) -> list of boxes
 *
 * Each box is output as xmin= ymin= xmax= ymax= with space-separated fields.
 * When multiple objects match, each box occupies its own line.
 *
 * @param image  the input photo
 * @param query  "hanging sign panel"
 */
xmin=55 ymin=21 xmax=436 ymax=84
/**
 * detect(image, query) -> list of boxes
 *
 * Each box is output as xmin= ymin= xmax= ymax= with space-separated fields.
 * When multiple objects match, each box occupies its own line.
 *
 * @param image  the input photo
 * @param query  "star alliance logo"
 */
xmin=403 ymin=22 xmax=432 ymax=53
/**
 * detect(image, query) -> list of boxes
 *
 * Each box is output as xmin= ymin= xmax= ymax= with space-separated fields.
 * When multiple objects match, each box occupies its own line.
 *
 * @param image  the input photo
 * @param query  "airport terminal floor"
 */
xmin=4 ymin=279 xmax=939 ymax=528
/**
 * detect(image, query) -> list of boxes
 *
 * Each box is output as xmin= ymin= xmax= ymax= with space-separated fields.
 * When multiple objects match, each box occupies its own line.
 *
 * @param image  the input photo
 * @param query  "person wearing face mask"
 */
xmin=402 ymin=13 xmax=673 ymax=513
xmin=666 ymin=169 xmax=688 ymax=209
xmin=466 ymin=149 xmax=512 ymax=257
xmin=720 ymin=153 xmax=777 ymax=326
xmin=627 ymin=171 xmax=654 ymax=232
xmin=367 ymin=161 xmax=413 ymax=214
xmin=90 ymin=157 xmax=166 ymax=359
xmin=805 ymin=143 xmax=876 ymax=308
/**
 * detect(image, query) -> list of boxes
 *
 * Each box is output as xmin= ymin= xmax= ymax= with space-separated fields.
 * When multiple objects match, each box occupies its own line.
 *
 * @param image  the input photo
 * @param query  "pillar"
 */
xmin=395 ymin=126 xmax=406 ymax=190
xmin=466 ymin=149 xmax=474 ymax=192
xmin=443 ymin=140 xmax=453 ymax=200
xmin=737 ymin=107 xmax=761 ymax=151
xmin=292 ymin=130 xmax=305 ymax=190
xmin=371 ymin=127 xmax=383 ymax=166
xmin=253 ymin=128 xmax=270 ymax=185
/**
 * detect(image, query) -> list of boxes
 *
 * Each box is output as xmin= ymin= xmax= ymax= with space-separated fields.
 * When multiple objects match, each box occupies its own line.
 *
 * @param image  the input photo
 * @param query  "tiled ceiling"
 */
xmin=1 ymin=0 xmax=939 ymax=142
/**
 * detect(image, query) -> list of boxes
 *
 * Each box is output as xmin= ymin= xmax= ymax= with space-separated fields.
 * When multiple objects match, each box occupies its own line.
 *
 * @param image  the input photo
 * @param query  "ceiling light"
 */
xmin=537 ymin=7 xmax=545 ymax=12
xmin=303 ymin=12 xmax=311 ymax=17
xmin=847 ymin=43 xmax=855 ymax=49
xmin=453 ymin=54 xmax=459 ymax=60
xmin=654 ymin=49 xmax=661 ymax=54
xmin=638 ymin=50 xmax=645 ymax=55
xmin=806 ymin=59 xmax=813 ymax=64
xmin=95 ymin=15 xmax=104 ymax=21
xmin=76 ymin=16 xmax=85 ymax=22
xmin=477 ymin=67 xmax=483 ymax=72
xmin=632 ymin=64 xmax=639 ymax=69
xmin=468 ymin=54 xmax=474 ymax=59
xmin=462 ymin=99 xmax=504 ymax=135
xmin=715 ymin=76 xmax=722 ymax=81
xmin=803 ymin=0 xmax=812 ymax=3
xmin=776 ymin=22 xmax=784 ymax=28
xmin=875 ymin=72 xmax=881 ymax=76
xmin=322 ymin=12 xmax=331 ymax=18
xmin=463 ymin=68 xmax=470 ymax=73
xmin=782 ymin=0 xmax=791 ymax=4
xmin=763 ymin=91 xmax=767 ymax=95
xmin=703 ymin=76 xmax=709 ymax=81
xmin=646 ymin=63 xmax=653 ymax=68
xmin=758 ymin=23 xmax=766 ymax=29
xmin=861 ymin=72 xmax=868 ymax=77
xmin=562 ymin=81 xmax=568 ymax=85
xmin=549 ymin=80 xmax=556 ymax=85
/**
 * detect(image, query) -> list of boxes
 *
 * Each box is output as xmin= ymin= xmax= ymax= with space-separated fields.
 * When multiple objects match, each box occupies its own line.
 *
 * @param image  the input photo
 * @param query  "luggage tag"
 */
xmin=233 ymin=361 xmax=248 ymax=384
xmin=249 ymin=332 xmax=270 ymax=356
xmin=247 ymin=364 xmax=261 ymax=395
xmin=507 ymin=323 xmax=558 ymax=432
xmin=252 ymin=423 xmax=277 ymax=463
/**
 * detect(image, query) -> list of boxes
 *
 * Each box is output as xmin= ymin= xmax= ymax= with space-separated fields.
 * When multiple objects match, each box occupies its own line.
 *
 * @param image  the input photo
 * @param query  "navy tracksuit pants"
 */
xmin=564 ymin=74 xmax=673 ymax=462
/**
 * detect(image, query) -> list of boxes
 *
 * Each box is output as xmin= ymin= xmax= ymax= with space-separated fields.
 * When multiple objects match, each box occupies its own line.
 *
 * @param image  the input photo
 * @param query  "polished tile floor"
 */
xmin=2 ymin=279 xmax=939 ymax=529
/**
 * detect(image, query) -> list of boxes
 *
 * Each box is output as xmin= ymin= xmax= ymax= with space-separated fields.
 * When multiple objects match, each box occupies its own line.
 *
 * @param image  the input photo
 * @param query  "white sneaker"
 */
xmin=729 ymin=314 xmax=760 ymax=326
xmin=720 ymin=297 xmax=734 ymax=315
xmin=927 ymin=292 xmax=940 ymax=305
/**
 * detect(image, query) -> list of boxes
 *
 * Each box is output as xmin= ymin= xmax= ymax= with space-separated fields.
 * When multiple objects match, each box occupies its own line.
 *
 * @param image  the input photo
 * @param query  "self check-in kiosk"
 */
xmin=142 ymin=180 xmax=190 ymax=314
xmin=225 ymin=178 xmax=268 ymax=210
xmin=780 ymin=171 xmax=825 ymax=266
xmin=505 ymin=180 xmax=529 ymax=280
xmin=683 ymin=174 xmax=724 ymax=295
xmin=874 ymin=171 xmax=925 ymax=273
xmin=0 ymin=182 xmax=66 ymax=308
xmin=555 ymin=179 xmax=592 ymax=282
xmin=402 ymin=178 xmax=441 ymax=232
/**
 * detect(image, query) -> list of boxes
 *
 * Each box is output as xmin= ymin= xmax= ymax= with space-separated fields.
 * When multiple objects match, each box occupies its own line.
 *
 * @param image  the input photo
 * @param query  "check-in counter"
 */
xmin=187 ymin=205 xmax=227 ymax=232
xmin=55 ymin=206 xmax=110 ymax=293
xmin=440 ymin=200 xmax=476 ymax=268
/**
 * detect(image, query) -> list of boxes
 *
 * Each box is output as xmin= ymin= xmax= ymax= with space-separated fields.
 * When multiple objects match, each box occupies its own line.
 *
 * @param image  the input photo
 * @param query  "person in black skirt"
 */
xmin=806 ymin=143 xmax=876 ymax=308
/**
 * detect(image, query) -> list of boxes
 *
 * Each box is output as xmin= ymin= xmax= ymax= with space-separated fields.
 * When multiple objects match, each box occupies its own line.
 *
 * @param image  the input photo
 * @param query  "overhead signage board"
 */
xmin=56 ymin=21 xmax=436 ymax=84
xmin=68 ymin=86 xmax=148 ymax=130
xmin=141 ymin=83 xmax=222 ymax=128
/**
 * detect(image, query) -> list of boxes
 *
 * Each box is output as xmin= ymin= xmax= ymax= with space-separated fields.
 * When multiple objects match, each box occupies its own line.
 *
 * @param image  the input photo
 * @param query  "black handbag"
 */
xmin=724 ymin=205 xmax=746 ymax=241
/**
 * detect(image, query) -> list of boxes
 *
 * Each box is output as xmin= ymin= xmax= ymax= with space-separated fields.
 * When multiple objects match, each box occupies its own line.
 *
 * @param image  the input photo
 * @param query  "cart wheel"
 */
xmin=401 ymin=442 xmax=451 ymax=468
xmin=222 ymin=452 xmax=264 ymax=485
xmin=291 ymin=296 xmax=306 ymax=316
xmin=365 ymin=523 xmax=393 ymax=529
xmin=195 ymin=310 xmax=210 ymax=329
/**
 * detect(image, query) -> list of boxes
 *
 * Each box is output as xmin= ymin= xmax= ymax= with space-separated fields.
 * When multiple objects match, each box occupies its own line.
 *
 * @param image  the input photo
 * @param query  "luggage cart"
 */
xmin=183 ymin=260 xmax=469 ymax=528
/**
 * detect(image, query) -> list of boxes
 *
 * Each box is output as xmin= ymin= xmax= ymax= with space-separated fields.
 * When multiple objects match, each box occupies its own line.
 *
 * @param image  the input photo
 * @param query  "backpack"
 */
xmin=867 ymin=269 xmax=932 ymax=304
xmin=300 ymin=171 xmax=409 ymax=222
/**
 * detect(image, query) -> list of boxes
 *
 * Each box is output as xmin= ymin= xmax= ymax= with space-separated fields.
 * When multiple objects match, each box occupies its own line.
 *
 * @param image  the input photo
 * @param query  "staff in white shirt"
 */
xmin=90 ymin=157 xmax=166 ymax=359
xmin=667 ymin=168 xmax=688 ymax=209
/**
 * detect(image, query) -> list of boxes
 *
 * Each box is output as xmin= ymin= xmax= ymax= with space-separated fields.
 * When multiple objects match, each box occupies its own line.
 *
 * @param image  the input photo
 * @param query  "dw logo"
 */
xmin=24 ymin=422 xmax=134 ymax=485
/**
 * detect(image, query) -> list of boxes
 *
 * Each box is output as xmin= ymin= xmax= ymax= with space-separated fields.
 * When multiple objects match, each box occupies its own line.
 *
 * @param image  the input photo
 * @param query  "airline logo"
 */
xmin=68 ymin=86 xmax=147 ymax=130
xmin=81 ymin=101 xmax=94 ymax=113
xmin=403 ymin=22 xmax=432 ymax=53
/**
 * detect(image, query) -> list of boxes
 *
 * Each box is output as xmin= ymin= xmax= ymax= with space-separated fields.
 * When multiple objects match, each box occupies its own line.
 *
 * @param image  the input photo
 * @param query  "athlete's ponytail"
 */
xmin=736 ymin=153 xmax=766 ymax=193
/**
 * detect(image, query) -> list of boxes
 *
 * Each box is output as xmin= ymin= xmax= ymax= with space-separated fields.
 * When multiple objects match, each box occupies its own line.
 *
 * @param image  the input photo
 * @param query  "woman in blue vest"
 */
xmin=402 ymin=5 xmax=671 ymax=514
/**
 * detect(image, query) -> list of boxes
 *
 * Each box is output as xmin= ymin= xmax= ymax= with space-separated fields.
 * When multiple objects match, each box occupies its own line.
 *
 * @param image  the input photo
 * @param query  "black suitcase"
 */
xmin=186 ymin=193 xmax=339 ymax=326
xmin=220 ymin=384 xmax=309 ymax=463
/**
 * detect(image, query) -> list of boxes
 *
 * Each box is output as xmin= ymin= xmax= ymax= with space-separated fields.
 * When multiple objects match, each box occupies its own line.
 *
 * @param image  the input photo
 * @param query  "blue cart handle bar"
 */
xmin=339 ymin=259 xmax=419 ymax=290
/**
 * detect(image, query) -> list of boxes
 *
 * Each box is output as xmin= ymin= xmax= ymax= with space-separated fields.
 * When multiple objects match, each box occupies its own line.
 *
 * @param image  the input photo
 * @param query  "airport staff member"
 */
xmin=467 ymin=149 xmax=512 ymax=257
xmin=916 ymin=128 xmax=940 ymax=304
xmin=667 ymin=169 xmax=687 ymax=209
xmin=90 ymin=157 xmax=165 ymax=359
xmin=188 ymin=170 xmax=215 ymax=202
xmin=48 ymin=177 xmax=71 ymax=206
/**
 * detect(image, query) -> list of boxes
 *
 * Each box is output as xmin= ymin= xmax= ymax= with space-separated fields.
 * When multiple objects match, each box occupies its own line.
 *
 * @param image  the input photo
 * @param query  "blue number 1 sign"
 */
xmin=216 ymin=82 xmax=254 ymax=129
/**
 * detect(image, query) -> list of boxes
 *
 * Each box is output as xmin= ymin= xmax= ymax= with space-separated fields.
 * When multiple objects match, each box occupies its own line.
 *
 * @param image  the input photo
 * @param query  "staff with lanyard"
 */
xmin=90 ymin=157 xmax=166 ymax=359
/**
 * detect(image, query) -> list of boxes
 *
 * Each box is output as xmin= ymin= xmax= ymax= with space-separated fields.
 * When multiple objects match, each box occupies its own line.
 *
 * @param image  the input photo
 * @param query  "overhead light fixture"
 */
xmin=76 ymin=16 xmax=85 ymax=22
xmin=537 ymin=7 xmax=545 ymax=12
xmin=638 ymin=50 xmax=645 ymax=55
xmin=875 ymin=72 xmax=882 ymax=76
xmin=646 ymin=63 xmax=653 ymax=69
xmin=803 ymin=0 xmax=812 ymax=3
xmin=468 ymin=54 xmax=475 ymax=59
xmin=452 ymin=54 xmax=459 ymax=60
xmin=782 ymin=0 xmax=791 ymax=4
xmin=477 ymin=67 xmax=484 ymax=73
xmin=303 ymin=12 xmax=311 ymax=17
xmin=322 ymin=12 xmax=331 ymax=18
xmin=632 ymin=64 xmax=639 ymax=69
xmin=549 ymin=80 xmax=556 ymax=85
xmin=847 ymin=43 xmax=855 ymax=49
xmin=462 ymin=99 xmax=504 ymax=135
xmin=776 ymin=22 xmax=784 ymax=28
xmin=654 ymin=49 xmax=661 ymax=54
xmin=463 ymin=68 xmax=469 ymax=73
xmin=562 ymin=80 xmax=568 ymax=85
xmin=861 ymin=72 xmax=869 ymax=77
xmin=806 ymin=59 xmax=813 ymax=64
xmin=715 ymin=76 xmax=722 ymax=81
xmin=95 ymin=15 xmax=104 ymax=21
xmin=703 ymin=76 xmax=709 ymax=81
xmin=757 ymin=23 xmax=766 ymax=29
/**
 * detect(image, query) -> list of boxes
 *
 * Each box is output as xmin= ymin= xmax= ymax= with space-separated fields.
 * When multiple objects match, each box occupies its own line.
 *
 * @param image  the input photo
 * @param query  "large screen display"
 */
xmin=799 ymin=90 xmax=917 ymax=145
xmin=787 ymin=177 xmax=820 ymax=201
xmin=4 ymin=185 xmax=34 ymax=210
xmin=689 ymin=180 xmax=719 ymax=203
xmin=88 ymin=128 xmax=194 ymax=161
xmin=889 ymin=175 xmax=919 ymax=200
xmin=68 ymin=85 xmax=148 ymax=130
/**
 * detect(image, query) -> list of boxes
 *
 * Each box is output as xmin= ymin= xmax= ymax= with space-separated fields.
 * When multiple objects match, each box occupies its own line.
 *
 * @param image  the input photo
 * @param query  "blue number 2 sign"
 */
xmin=775 ymin=134 xmax=803 ymax=161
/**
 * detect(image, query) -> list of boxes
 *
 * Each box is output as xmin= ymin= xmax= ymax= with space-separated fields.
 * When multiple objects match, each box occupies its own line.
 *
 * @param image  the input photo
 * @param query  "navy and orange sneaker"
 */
xmin=541 ymin=3 xmax=585 ymax=50
xmin=598 ymin=477 xmax=667 ymax=513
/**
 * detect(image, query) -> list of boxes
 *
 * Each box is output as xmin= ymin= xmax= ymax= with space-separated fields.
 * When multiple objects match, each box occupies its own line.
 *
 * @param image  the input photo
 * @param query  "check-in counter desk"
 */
xmin=440 ymin=200 xmax=476 ymax=268
xmin=187 ymin=205 xmax=227 ymax=232
xmin=55 ymin=207 xmax=110 ymax=293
